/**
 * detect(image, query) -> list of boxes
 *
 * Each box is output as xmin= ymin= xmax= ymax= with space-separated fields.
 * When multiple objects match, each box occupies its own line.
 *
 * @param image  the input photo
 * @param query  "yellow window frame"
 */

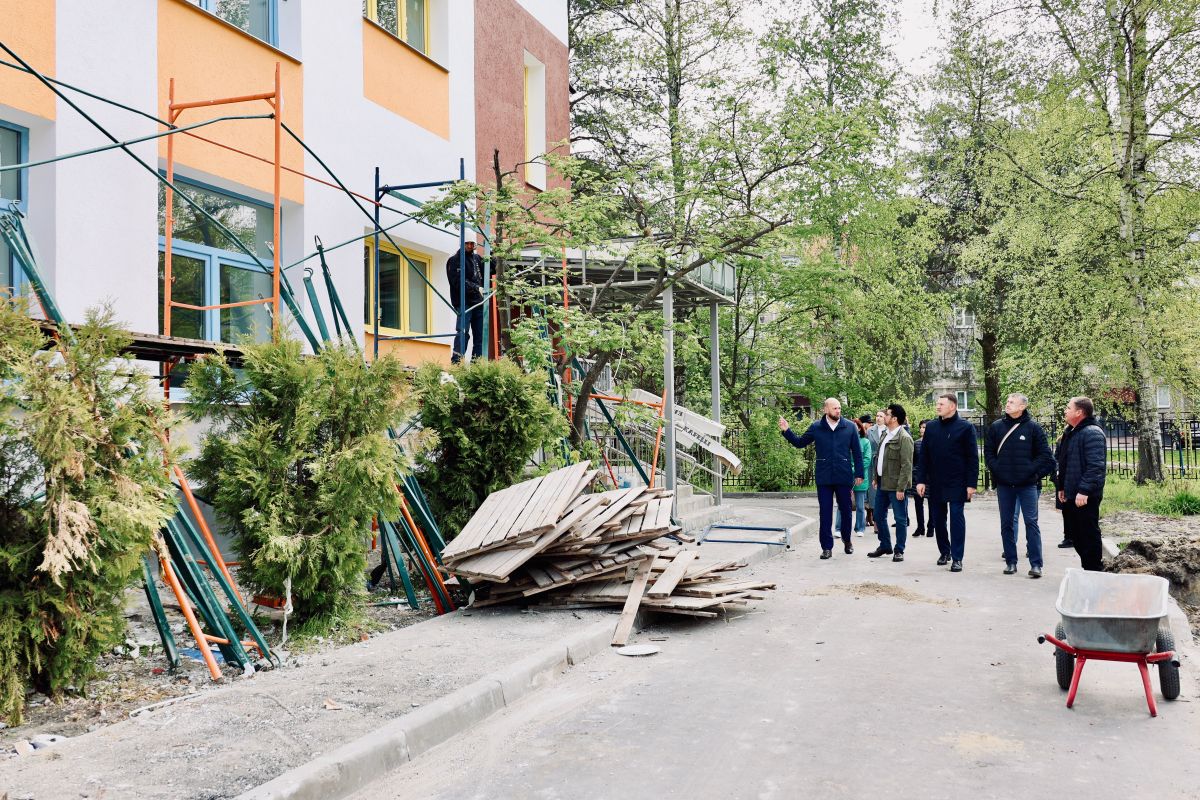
xmin=364 ymin=240 xmax=433 ymax=337
xmin=364 ymin=0 xmax=430 ymax=53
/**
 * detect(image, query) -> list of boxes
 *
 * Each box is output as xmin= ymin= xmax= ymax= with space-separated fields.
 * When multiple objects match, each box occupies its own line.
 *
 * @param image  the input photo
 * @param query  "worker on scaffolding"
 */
xmin=446 ymin=241 xmax=486 ymax=363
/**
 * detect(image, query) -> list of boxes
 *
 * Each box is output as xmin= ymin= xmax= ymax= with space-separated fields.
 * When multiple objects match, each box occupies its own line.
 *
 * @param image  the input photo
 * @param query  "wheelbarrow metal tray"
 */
xmin=1055 ymin=568 xmax=1169 ymax=653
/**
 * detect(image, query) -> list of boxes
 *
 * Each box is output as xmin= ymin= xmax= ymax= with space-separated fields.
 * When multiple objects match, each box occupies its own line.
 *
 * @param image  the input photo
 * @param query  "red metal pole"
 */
xmin=272 ymin=62 xmax=282 ymax=336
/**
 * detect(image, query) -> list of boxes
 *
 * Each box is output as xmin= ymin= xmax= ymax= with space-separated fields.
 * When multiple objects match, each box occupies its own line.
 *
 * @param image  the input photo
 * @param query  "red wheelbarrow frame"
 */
xmin=1039 ymin=632 xmax=1178 ymax=717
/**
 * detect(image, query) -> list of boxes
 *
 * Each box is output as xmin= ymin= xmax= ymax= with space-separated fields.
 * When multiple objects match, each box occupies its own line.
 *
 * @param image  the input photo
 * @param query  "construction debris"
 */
xmin=442 ymin=465 xmax=777 ymax=645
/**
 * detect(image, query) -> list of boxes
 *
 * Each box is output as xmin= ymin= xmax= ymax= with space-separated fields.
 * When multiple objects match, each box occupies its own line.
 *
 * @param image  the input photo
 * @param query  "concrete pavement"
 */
xmin=346 ymin=495 xmax=1200 ymax=800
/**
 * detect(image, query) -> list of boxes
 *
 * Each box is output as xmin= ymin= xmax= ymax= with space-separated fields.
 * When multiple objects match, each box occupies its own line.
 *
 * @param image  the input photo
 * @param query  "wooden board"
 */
xmin=611 ymin=557 xmax=653 ymax=647
xmin=645 ymin=550 xmax=698 ymax=599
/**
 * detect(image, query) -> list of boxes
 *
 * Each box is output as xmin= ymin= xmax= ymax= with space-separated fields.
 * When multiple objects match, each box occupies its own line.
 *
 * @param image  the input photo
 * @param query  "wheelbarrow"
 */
xmin=1038 ymin=568 xmax=1181 ymax=717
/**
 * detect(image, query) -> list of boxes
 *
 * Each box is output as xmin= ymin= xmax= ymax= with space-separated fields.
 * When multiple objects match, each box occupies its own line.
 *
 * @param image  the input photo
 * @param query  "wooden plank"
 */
xmin=505 ymin=463 xmax=582 ymax=542
xmin=445 ymin=477 xmax=537 ymax=560
xmin=611 ymin=557 xmax=654 ymax=646
xmin=645 ymin=550 xmax=698 ymax=599
xmin=482 ymin=472 xmax=554 ymax=548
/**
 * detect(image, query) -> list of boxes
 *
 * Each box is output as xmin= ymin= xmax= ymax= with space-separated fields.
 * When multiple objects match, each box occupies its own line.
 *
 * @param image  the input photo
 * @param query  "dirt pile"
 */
xmin=1107 ymin=536 xmax=1200 ymax=606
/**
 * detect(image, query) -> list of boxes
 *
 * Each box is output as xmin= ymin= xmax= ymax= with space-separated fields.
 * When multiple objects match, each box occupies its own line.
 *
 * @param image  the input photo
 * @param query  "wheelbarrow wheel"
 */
xmin=1156 ymin=630 xmax=1181 ymax=701
xmin=1055 ymin=623 xmax=1074 ymax=691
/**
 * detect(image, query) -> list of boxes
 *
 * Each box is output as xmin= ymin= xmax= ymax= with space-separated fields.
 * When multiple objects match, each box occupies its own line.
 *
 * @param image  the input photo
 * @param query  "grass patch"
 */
xmin=1101 ymin=477 xmax=1200 ymax=517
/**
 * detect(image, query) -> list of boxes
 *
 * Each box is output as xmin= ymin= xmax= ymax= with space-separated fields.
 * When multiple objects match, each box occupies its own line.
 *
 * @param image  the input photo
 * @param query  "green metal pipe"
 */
xmin=379 ymin=519 xmax=419 ymax=609
xmin=163 ymin=519 xmax=244 ymax=666
xmin=141 ymin=555 xmax=180 ymax=669
xmin=302 ymin=271 xmax=332 ymax=343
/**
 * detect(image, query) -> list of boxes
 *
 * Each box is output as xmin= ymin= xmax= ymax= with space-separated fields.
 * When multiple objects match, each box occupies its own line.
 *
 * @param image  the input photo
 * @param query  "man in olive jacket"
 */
xmin=869 ymin=403 xmax=915 ymax=562
xmin=779 ymin=398 xmax=865 ymax=560
xmin=917 ymin=393 xmax=979 ymax=572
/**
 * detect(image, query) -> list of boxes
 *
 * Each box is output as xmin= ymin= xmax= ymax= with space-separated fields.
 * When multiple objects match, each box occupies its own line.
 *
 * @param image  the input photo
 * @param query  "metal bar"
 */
xmin=173 ymin=467 xmax=242 ymax=604
xmin=170 ymin=91 xmax=276 ymax=111
xmin=379 ymin=519 xmax=420 ymax=609
xmin=141 ymin=555 xmax=180 ymax=669
xmin=272 ymin=62 xmax=282 ymax=337
xmin=158 ymin=553 xmax=222 ymax=680
xmin=710 ymin=300 xmax=722 ymax=506
xmin=373 ymin=166 xmax=381 ymax=360
xmin=663 ymin=281 xmax=677 ymax=507
xmin=302 ymin=271 xmax=332 ymax=342
xmin=164 ymin=80 xmax=176 ymax=336
xmin=594 ymin=395 xmax=652 ymax=486
xmin=457 ymin=158 xmax=466 ymax=361
xmin=380 ymin=179 xmax=454 ymax=191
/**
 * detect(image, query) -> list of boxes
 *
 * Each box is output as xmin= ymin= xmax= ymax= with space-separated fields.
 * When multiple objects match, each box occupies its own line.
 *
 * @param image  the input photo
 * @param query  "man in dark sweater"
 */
xmin=984 ymin=393 xmax=1057 ymax=578
xmin=1055 ymin=396 xmax=1108 ymax=571
xmin=446 ymin=241 xmax=486 ymax=363
xmin=779 ymin=398 xmax=865 ymax=560
xmin=917 ymin=393 xmax=979 ymax=572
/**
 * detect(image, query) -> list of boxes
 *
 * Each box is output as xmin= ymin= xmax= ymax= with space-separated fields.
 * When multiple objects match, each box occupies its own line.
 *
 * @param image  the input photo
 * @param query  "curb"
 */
xmin=236 ymin=620 xmax=614 ymax=800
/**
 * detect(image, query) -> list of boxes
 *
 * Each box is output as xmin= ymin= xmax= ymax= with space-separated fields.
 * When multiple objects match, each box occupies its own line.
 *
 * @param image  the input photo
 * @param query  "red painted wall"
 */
xmin=474 ymin=0 xmax=569 ymax=194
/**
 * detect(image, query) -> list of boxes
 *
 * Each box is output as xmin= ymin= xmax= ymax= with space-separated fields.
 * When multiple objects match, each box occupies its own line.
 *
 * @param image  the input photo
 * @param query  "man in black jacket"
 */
xmin=446 ymin=241 xmax=486 ymax=363
xmin=984 ymin=393 xmax=1057 ymax=578
xmin=917 ymin=393 xmax=979 ymax=572
xmin=1056 ymin=396 xmax=1108 ymax=570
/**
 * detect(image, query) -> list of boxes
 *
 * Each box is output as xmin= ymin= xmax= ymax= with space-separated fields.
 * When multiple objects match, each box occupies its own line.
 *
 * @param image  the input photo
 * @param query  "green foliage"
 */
xmin=738 ymin=410 xmax=814 ymax=492
xmin=1153 ymin=492 xmax=1200 ymax=517
xmin=413 ymin=357 xmax=570 ymax=537
xmin=0 ymin=304 xmax=173 ymax=725
xmin=185 ymin=339 xmax=407 ymax=633
xmin=1100 ymin=478 xmax=1200 ymax=517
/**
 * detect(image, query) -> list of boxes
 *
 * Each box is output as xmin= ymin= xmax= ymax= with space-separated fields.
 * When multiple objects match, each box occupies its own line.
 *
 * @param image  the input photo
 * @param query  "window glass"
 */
xmin=0 ymin=126 xmax=20 ymax=201
xmin=404 ymin=0 xmax=425 ymax=51
xmin=158 ymin=252 xmax=206 ymax=339
xmin=372 ymin=0 xmax=400 ymax=35
xmin=221 ymin=263 xmax=272 ymax=343
xmin=365 ymin=0 xmax=425 ymax=52
xmin=377 ymin=249 xmax=401 ymax=329
xmin=407 ymin=258 xmax=428 ymax=333
xmin=159 ymin=182 xmax=273 ymax=261
xmin=186 ymin=0 xmax=272 ymax=43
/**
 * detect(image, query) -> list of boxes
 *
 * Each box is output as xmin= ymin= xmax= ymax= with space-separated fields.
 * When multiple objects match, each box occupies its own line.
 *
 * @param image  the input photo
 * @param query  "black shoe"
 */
xmin=868 ymin=546 xmax=893 ymax=558
xmin=913 ymin=529 xmax=925 ymax=537
xmin=844 ymin=541 xmax=854 ymax=555
xmin=950 ymin=560 xmax=963 ymax=572
xmin=1004 ymin=563 xmax=1017 ymax=575
xmin=937 ymin=554 xmax=950 ymax=566
xmin=1029 ymin=566 xmax=1042 ymax=579
xmin=1057 ymin=539 xmax=1074 ymax=549
xmin=892 ymin=551 xmax=905 ymax=562
xmin=820 ymin=549 xmax=833 ymax=560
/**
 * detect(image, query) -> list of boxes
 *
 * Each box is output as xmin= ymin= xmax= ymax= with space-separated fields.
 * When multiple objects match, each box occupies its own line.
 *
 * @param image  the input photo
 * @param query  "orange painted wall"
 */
xmin=157 ymin=0 xmax=303 ymax=202
xmin=0 ymin=0 xmax=56 ymax=119
xmin=362 ymin=19 xmax=449 ymax=140
xmin=365 ymin=334 xmax=452 ymax=367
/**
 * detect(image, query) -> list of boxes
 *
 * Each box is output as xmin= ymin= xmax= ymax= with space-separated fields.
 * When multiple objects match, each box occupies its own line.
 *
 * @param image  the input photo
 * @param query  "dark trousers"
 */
xmin=816 ymin=484 xmax=854 ymax=551
xmin=929 ymin=497 xmax=967 ymax=560
xmin=1063 ymin=495 xmax=1103 ymax=570
xmin=910 ymin=493 xmax=926 ymax=532
xmin=452 ymin=305 xmax=485 ymax=362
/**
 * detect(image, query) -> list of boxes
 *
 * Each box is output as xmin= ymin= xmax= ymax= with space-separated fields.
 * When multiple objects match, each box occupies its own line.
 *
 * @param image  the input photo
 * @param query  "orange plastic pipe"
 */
xmin=648 ymin=389 xmax=667 ymax=489
xmin=271 ymin=63 xmax=282 ymax=335
xmin=400 ymin=496 xmax=455 ymax=612
xmin=170 ymin=91 xmax=275 ymax=111
xmin=174 ymin=465 xmax=243 ymax=605
xmin=159 ymin=554 xmax=222 ymax=680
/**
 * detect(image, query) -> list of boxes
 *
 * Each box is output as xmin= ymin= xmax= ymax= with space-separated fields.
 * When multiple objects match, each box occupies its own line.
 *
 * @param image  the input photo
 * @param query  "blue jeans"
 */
xmin=997 ymin=484 xmax=1042 ymax=568
xmin=930 ymin=498 xmax=967 ymax=560
xmin=874 ymin=487 xmax=909 ymax=551
xmin=836 ymin=491 xmax=868 ymax=532
xmin=452 ymin=304 xmax=485 ymax=362
xmin=817 ymin=484 xmax=854 ymax=551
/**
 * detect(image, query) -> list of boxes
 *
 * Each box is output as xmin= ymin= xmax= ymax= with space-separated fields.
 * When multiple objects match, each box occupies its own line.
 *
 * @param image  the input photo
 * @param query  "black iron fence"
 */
xmin=724 ymin=412 xmax=1200 ymax=492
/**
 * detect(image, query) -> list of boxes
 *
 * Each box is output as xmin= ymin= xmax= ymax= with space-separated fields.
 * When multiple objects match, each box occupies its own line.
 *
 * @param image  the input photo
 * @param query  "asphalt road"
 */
xmin=350 ymin=497 xmax=1200 ymax=800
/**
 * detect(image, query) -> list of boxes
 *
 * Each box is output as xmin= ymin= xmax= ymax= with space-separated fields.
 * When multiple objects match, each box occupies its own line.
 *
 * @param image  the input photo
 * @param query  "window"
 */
xmin=363 ymin=241 xmax=431 ymax=336
xmin=956 ymin=390 xmax=975 ymax=411
xmin=0 ymin=120 xmax=28 ymax=294
xmin=953 ymin=347 xmax=971 ymax=372
xmin=523 ymin=52 xmax=547 ymax=189
xmin=184 ymin=0 xmax=276 ymax=45
xmin=364 ymin=0 xmax=428 ymax=53
xmin=158 ymin=180 xmax=275 ymax=343
xmin=1157 ymin=385 xmax=1173 ymax=409
xmin=953 ymin=306 xmax=975 ymax=328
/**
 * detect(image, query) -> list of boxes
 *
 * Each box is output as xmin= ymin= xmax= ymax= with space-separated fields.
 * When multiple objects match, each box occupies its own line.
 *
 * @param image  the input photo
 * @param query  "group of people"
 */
xmin=778 ymin=392 xmax=1109 ymax=574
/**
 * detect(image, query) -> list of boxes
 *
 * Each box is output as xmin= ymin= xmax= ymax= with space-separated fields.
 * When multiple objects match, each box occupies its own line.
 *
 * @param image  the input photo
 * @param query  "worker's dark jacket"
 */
xmin=984 ymin=411 xmax=1057 ymax=487
xmin=781 ymin=417 xmax=864 ymax=487
xmin=445 ymin=250 xmax=485 ymax=306
xmin=918 ymin=413 xmax=979 ymax=503
xmin=1055 ymin=416 xmax=1107 ymax=501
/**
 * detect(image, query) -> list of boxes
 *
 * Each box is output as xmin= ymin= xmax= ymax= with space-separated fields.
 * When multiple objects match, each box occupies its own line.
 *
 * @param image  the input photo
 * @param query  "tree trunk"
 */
xmin=570 ymin=350 xmax=616 ymax=445
xmin=492 ymin=149 xmax=513 ymax=354
xmin=980 ymin=321 xmax=1001 ymax=425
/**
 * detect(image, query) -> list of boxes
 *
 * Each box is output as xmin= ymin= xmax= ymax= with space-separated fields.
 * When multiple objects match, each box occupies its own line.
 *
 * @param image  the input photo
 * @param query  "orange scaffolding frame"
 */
xmin=162 ymin=64 xmax=283 ymax=338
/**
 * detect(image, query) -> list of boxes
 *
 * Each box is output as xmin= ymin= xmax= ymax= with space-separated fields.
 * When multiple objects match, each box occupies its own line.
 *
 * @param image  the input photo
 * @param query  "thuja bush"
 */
xmin=0 ymin=305 xmax=174 ymax=725
xmin=185 ymin=339 xmax=407 ymax=634
xmin=740 ymin=409 xmax=814 ymax=492
xmin=413 ymin=357 xmax=568 ymax=537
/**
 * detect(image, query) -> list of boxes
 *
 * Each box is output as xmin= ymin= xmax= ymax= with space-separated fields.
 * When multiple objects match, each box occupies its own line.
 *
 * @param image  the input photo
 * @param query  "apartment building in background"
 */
xmin=0 ymin=0 xmax=567 ymax=367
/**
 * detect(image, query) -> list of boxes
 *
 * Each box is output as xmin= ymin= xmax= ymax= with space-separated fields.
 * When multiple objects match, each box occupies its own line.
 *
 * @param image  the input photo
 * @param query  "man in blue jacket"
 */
xmin=984 ymin=393 xmax=1057 ymax=578
xmin=1055 ymin=396 xmax=1108 ymax=570
xmin=779 ymin=398 xmax=865 ymax=560
xmin=917 ymin=393 xmax=979 ymax=572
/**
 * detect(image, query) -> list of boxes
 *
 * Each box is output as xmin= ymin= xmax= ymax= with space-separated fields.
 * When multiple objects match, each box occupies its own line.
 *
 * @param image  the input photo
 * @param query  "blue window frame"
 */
xmin=158 ymin=178 xmax=275 ymax=343
xmin=0 ymin=119 xmax=29 ymax=295
xmin=185 ymin=0 xmax=278 ymax=46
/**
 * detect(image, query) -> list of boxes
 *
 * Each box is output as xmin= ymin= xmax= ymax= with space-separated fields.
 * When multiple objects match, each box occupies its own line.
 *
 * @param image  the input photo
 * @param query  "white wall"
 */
xmin=516 ymin=0 xmax=567 ymax=45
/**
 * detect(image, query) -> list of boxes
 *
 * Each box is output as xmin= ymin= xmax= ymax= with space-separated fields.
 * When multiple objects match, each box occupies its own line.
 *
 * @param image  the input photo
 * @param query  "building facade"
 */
xmin=0 ymin=0 xmax=567 ymax=366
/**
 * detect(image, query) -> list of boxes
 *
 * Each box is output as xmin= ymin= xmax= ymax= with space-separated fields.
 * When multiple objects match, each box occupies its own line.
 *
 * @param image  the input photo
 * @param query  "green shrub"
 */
xmin=1152 ymin=491 xmax=1200 ymax=517
xmin=0 ymin=306 xmax=174 ymax=724
xmin=739 ymin=410 xmax=814 ymax=492
xmin=185 ymin=339 xmax=407 ymax=634
xmin=413 ymin=357 xmax=569 ymax=537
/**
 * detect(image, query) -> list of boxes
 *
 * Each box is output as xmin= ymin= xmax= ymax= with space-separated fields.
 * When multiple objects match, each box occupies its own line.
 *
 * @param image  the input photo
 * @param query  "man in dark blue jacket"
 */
xmin=779 ymin=398 xmax=865 ymax=560
xmin=984 ymin=393 xmax=1057 ymax=579
xmin=1055 ymin=396 xmax=1108 ymax=570
xmin=917 ymin=393 xmax=979 ymax=572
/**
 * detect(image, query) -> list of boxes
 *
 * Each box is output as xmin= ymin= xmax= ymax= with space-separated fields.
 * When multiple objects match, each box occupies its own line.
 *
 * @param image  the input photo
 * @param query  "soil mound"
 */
xmin=1107 ymin=535 xmax=1200 ymax=606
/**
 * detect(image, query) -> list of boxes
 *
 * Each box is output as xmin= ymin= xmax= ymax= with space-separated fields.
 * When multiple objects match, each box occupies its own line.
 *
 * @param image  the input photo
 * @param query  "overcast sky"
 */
xmin=890 ymin=0 xmax=942 ymax=79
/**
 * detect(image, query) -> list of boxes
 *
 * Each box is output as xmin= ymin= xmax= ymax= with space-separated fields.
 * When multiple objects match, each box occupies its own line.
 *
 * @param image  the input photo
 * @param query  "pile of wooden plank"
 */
xmin=441 ymin=464 xmax=776 ymax=645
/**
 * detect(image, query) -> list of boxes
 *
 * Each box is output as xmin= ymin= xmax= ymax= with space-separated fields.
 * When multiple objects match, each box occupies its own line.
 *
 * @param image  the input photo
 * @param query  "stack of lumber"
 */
xmin=442 ymin=464 xmax=776 ymax=645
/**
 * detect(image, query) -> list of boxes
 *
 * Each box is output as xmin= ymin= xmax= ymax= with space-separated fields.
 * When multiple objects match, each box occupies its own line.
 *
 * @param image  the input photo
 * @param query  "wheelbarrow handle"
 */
xmin=1040 ymin=632 xmax=1076 ymax=655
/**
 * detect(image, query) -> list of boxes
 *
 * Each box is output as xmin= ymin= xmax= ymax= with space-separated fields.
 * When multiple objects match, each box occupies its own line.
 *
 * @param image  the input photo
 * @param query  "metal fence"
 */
xmin=724 ymin=412 xmax=1200 ymax=492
